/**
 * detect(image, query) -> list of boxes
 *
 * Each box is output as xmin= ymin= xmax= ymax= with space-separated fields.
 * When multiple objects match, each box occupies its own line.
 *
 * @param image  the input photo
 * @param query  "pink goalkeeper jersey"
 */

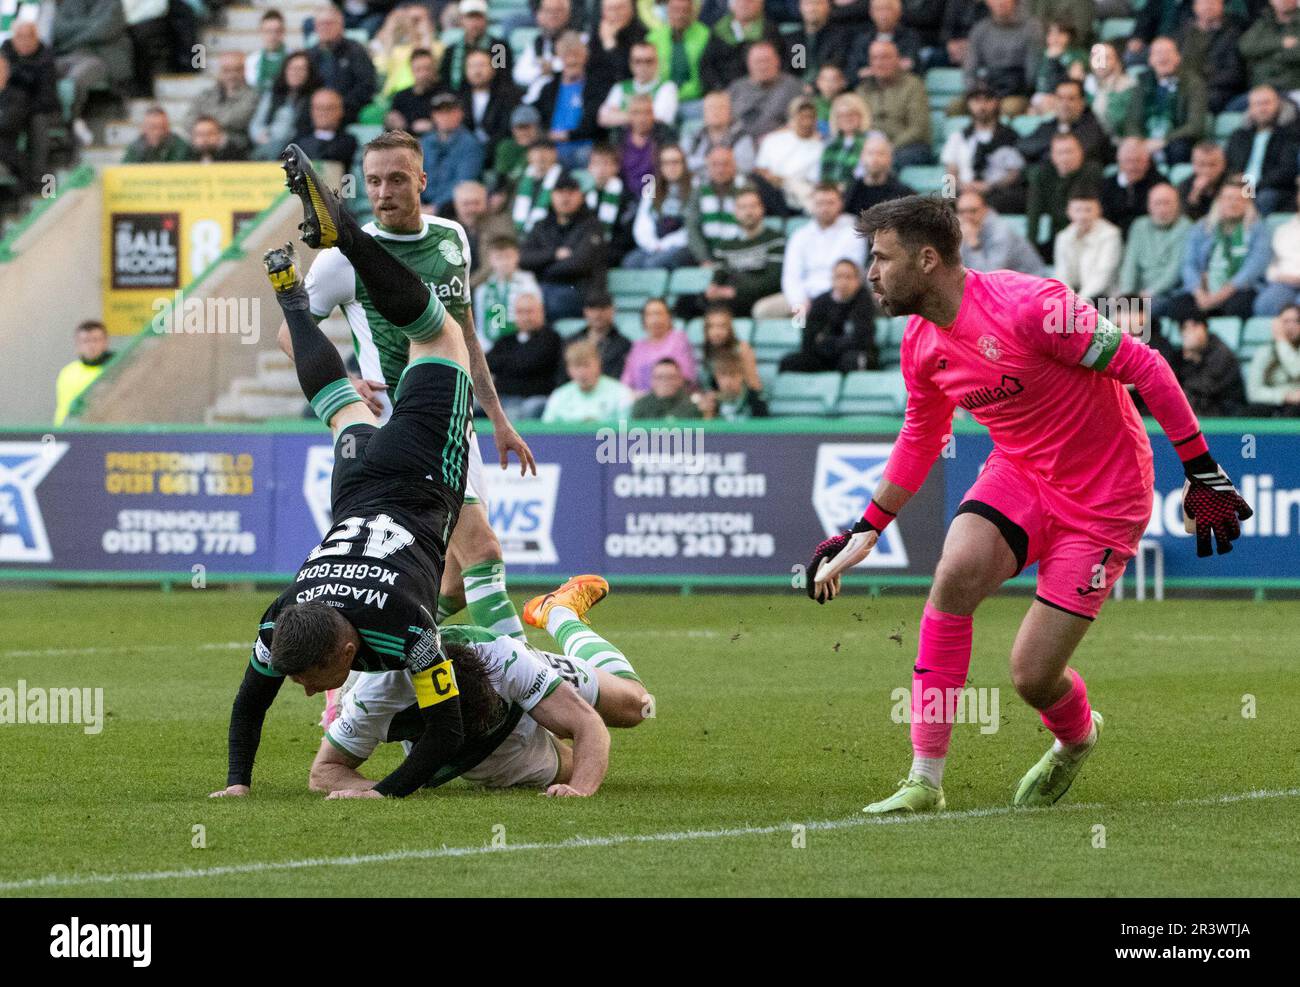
xmin=885 ymin=270 xmax=1205 ymax=530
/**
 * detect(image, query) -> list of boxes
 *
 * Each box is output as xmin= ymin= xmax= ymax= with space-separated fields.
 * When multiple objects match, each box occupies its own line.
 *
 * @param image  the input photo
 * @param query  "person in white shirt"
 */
xmin=1246 ymin=304 xmax=1300 ymax=414
xmin=513 ymin=0 xmax=576 ymax=101
xmin=473 ymin=238 xmax=542 ymax=352
xmin=1255 ymin=184 xmax=1300 ymax=315
xmin=543 ymin=339 xmax=635 ymax=422
xmin=753 ymin=182 xmax=864 ymax=317
xmin=1053 ymin=192 xmax=1122 ymax=302
xmin=598 ymin=41 xmax=679 ymax=128
xmin=752 ymin=95 xmax=825 ymax=214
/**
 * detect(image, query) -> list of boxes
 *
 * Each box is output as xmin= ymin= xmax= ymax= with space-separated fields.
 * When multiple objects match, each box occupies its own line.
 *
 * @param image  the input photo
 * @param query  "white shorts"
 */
xmin=461 ymin=715 xmax=563 ymax=789
xmin=464 ymin=431 xmax=485 ymax=506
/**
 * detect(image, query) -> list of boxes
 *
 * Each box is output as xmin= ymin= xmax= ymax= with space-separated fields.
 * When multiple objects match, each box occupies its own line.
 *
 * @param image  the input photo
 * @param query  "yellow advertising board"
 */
xmin=100 ymin=163 xmax=284 ymax=335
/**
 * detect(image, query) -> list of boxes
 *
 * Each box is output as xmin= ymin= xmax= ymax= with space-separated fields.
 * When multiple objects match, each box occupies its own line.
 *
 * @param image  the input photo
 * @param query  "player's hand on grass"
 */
xmin=807 ymin=521 xmax=880 ymax=604
xmin=495 ymin=422 xmax=538 ymax=476
xmin=1182 ymin=454 xmax=1253 ymax=557
xmin=209 ymin=784 xmax=251 ymax=798
xmin=544 ymin=783 xmax=590 ymax=797
xmin=350 ymin=376 xmax=387 ymax=416
xmin=325 ymin=788 xmax=384 ymax=800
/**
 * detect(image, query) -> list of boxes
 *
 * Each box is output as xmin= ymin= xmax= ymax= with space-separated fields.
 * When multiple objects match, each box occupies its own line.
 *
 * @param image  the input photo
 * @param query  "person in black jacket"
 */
xmin=0 ymin=23 xmax=59 ymax=186
xmin=306 ymin=5 xmax=376 ymax=124
xmin=0 ymin=53 xmax=32 ymax=194
xmin=1018 ymin=79 xmax=1113 ymax=166
xmin=1225 ymin=85 xmax=1300 ymax=215
xmin=587 ymin=0 xmax=647 ymax=90
xmin=787 ymin=0 xmax=853 ymax=83
xmin=459 ymin=49 xmax=521 ymax=162
xmin=778 ymin=259 xmax=880 ymax=372
xmin=1176 ymin=315 xmax=1246 ymax=417
xmin=1175 ymin=0 xmax=1248 ymax=114
xmin=529 ymin=31 xmax=609 ymax=169
xmin=386 ymin=47 xmax=439 ymax=137
xmin=485 ymin=290 xmax=564 ymax=419
xmin=698 ymin=0 xmax=791 ymax=93
xmin=291 ymin=88 xmax=358 ymax=169
xmin=519 ymin=172 xmax=609 ymax=319
xmin=1101 ymin=138 xmax=1166 ymax=235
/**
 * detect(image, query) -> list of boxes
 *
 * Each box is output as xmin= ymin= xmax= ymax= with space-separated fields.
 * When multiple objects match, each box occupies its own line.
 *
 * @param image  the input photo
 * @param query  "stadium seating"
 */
xmin=1241 ymin=316 xmax=1275 ymax=360
xmin=1208 ymin=317 xmax=1242 ymax=351
xmin=1002 ymin=214 xmax=1029 ymax=237
xmin=554 ymin=318 xmax=586 ymax=338
xmin=667 ymin=267 xmax=713 ymax=300
xmin=1213 ymin=113 xmax=1243 ymax=141
xmin=836 ymin=370 xmax=908 ymax=415
xmin=1099 ymin=18 xmax=1136 ymax=41
xmin=924 ymin=67 xmax=963 ymax=111
xmin=1010 ymin=115 xmax=1051 ymax=138
xmin=615 ymin=312 xmax=646 ymax=341
xmin=898 ymin=165 xmax=946 ymax=193
xmin=767 ymin=372 xmax=842 ymax=416
xmin=751 ymin=318 xmax=803 ymax=362
xmin=608 ymin=268 xmax=669 ymax=310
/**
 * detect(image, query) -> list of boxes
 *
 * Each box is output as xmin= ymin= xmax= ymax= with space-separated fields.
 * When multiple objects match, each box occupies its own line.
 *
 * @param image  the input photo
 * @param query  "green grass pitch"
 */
xmin=2 ymin=587 xmax=1297 ymax=897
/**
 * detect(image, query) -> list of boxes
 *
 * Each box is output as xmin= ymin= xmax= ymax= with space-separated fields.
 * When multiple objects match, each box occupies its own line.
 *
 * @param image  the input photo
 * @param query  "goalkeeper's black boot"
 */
xmin=263 ymin=243 xmax=309 ymax=311
xmin=280 ymin=143 xmax=350 ymax=251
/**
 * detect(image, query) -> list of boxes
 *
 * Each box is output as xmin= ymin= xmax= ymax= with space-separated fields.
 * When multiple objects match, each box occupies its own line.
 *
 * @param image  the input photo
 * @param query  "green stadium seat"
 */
xmin=1169 ymin=162 xmax=1194 ymax=186
xmin=785 ymin=215 xmax=809 ymax=236
xmin=756 ymin=360 xmax=781 ymax=387
xmin=440 ymin=27 xmax=464 ymax=46
xmin=1239 ymin=316 xmax=1274 ymax=361
xmin=1099 ymin=18 xmax=1136 ymax=41
xmin=554 ymin=318 xmax=586 ymax=338
xmin=1207 ymin=316 xmax=1242 ymax=350
xmin=344 ymin=28 xmax=369 ymax=44
xmin=57 ymin=77 xmax=76 ymax=121
xmin=731 ymin=317 xmax=754 ymax=342
xmin=930 ymin=110 xmax=947 ymax=149
xmin=836 ymin=370 xmax=907 ymax=415
xmin=1001 ymin=213 xmax=1029 ymax=238
xmin=347 ymin=123 xmax=382 ymax=146
xmin=509 ymin=26 xmax=540 ymax=58
xmin=1009 ymin=114 xmax=1050 ymax=138
xmin=1266 ymin=212 xmax=1295 ymax=234
xmin=615 ymin=311 xmax=646 ymax=341
xmin=767 ymin=372 xmax=842 ymax=416
xmin=898 ymin=165 xmax=946 ymax=192
xmin=685 ymin=317 xmax=706 ymax=347
xmin=875 ymin=315 xmax=909 ymax=346
xmin=763 ymin=215 xmax=784 ymax=232
xmin=608 ymin=267 xmax=669 ymax=304
xmin=1213 ymin=112 xmax=1243 ymax=140
xmin=667 ymin=266 xmax=712 ymax=297
xmin=925 ymin=67 xmax=964 ymax=97
xmin=751 ymin=318 xmax=802 ymax=361
xmin=943 ymin=115 xmax=970 ymax=139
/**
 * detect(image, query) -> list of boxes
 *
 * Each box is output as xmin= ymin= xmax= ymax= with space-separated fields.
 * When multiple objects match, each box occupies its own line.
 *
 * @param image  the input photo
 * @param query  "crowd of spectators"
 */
xmin=21 ymin=0 xmax=1300 ymax=419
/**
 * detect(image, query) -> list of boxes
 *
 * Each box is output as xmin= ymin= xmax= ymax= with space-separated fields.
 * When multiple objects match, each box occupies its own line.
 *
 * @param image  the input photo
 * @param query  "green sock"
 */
xmin=549 ymin=606 xmax=640 ymax=683
xmin=462 ymin=559 xmax=524 ymax=639
xmin=437 ymin=592 xmax=466 ymax=624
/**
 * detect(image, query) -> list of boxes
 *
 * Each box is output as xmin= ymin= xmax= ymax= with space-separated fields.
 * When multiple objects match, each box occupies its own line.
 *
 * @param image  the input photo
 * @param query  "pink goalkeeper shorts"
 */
xmin=958 ymin=452 xmax=1149 ymax=620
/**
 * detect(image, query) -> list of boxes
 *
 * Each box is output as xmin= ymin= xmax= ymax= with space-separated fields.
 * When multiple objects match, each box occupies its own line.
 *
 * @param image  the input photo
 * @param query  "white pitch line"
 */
xmin=0 ymin=642 xmax=247 ymax=659
xmin=2 ymin=787 xmax=1296 ymax=894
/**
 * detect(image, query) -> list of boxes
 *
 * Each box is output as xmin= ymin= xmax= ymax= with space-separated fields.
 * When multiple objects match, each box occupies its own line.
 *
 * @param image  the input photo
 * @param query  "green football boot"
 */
xmin=1013 ymin=711 xmax=1104 ymax=808
xmin=863 ymin=775 xmax=946 ymax=815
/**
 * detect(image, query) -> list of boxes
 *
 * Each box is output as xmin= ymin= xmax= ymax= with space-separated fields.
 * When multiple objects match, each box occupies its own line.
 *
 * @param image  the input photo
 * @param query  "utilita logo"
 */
xmin=959 ymin=375 xmax=1024 ymax=411
xmin=49 ymin=917 xmax=151 ymax=967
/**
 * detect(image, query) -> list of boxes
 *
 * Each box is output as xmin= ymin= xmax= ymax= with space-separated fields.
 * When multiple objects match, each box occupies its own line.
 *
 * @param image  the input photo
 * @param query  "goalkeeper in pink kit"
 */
xmin=808 ymin=196 xmax=1253 ymax=813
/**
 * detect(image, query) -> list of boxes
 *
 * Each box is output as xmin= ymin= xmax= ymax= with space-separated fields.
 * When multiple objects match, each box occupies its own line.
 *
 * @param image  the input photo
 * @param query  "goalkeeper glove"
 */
xmin=1182 ymin=452 xmax=1252 ymax=557
xmin=806 ymin=501 xmax=895 ymax=604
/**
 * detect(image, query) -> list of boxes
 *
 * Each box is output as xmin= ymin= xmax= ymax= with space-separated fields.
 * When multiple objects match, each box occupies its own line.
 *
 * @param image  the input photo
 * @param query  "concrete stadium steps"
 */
xmin=208 ymin=391 xmax=309 ymax=423
xmin=204 ymin=30 xmax=265 ymax=56
xmin=222 ymin=5 xmax=313 ymax=34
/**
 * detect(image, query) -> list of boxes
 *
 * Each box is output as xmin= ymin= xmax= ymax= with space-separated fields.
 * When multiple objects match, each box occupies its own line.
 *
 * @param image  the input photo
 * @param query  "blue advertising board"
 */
xmin=0 ymin=421 xmax=1294 ymax=588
